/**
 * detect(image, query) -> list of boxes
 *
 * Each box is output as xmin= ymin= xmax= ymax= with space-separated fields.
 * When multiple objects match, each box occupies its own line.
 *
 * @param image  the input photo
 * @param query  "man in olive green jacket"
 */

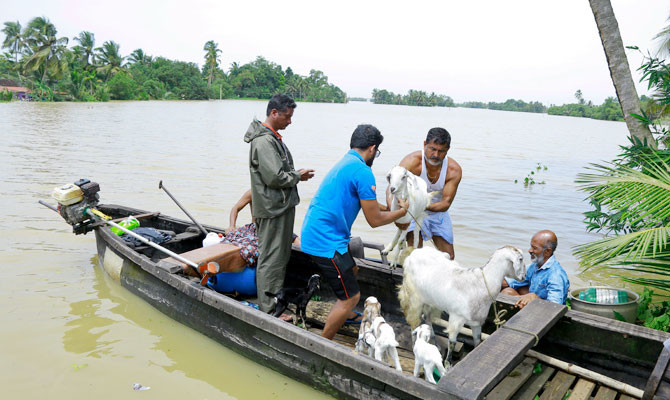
xmin=243 ymin=94 xmax=314 ymax=313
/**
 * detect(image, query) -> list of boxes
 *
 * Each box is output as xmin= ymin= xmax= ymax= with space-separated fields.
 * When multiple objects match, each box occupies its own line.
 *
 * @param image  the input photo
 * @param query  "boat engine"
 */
xmin=51 ymin=178 xmax=101 ymax=234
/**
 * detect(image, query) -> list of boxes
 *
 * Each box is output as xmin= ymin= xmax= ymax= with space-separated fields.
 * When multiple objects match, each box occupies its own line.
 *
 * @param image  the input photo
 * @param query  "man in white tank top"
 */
xmin=387 ymin=128 xmax=462 ymax=259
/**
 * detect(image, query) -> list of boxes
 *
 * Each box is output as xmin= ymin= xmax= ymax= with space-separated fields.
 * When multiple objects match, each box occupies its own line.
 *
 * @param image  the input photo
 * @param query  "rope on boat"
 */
xmin=479 ymin=269 xmax=539 ymax=346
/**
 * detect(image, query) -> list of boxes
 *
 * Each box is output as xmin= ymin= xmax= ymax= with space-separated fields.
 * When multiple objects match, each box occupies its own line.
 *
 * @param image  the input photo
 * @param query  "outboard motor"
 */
xmin=51 ymin=178 xmax=101 ymax=234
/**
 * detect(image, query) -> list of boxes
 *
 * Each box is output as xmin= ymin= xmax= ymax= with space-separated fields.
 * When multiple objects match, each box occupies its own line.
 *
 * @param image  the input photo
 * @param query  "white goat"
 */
xmin=398 ymin=246 xmax=525 ymax=365
xmin=382 ymin=166 xmax=437 ymax=266
xmin=412 ymin=324 xmax=447 ymax=384
xmin=372 ymin=316 xmax=403 ymax=371
xmin=356 ymin=296 xmax=381 ymax=355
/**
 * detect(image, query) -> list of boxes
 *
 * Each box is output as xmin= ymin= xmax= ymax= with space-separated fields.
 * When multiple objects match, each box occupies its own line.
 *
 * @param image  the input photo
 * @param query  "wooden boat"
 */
xmin=53 ymin=203 xmax=670 ymax=400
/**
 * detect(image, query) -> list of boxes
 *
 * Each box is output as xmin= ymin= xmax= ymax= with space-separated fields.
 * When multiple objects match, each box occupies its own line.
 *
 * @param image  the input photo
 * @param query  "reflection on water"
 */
xmin=0 ymin=100 xmax=641 ymax=398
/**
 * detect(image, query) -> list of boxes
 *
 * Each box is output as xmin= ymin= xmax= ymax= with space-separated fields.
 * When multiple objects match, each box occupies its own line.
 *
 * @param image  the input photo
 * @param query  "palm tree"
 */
xmin=128 ymin=48 xmax=151 ymax=65
xmin=22 ymin=17 xmax=69 ymax=83
xmin=589 ymin=0 xmax=655 ymax=146
xmin=653 ymin=15 xmax=670 ymax=59
xmin=203 ymin=40 xmax=221 ymax=88
xmin=73 ymin=31 xmax=95 ymax=68
xmin=574 ymin=151 xmax=670 ymax=292
xmin=95 ymin=40 xmax=124 ymax=79
xmin=2 ymin=21 xmax=23 ymax=63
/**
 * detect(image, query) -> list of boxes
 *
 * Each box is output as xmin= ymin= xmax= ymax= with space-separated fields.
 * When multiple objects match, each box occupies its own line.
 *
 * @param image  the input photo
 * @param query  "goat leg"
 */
xmin=382 ymin=228 xmax=403 ymax=256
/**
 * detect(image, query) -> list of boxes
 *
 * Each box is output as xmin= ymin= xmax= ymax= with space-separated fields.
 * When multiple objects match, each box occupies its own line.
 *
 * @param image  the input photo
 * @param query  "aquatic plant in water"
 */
xmin=514 ymin=163 xmax=548 ymax=186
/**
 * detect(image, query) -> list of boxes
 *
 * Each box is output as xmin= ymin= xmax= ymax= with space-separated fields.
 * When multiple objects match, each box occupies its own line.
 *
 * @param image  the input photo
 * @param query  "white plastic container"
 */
xmin=52 ymin=184 xmax=83 ymax=206
xmin=202 ymin=232 xmax=224 ymax=247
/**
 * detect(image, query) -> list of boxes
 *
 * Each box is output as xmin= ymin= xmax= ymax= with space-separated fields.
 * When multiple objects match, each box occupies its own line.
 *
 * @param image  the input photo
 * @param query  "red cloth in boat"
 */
xmin=222 ymin=223 xmax=259 ymax=267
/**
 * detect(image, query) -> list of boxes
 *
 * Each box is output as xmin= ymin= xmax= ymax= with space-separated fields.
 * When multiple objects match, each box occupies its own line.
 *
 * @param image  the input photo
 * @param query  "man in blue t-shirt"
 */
xmin=501 ymin=230 xmax=570 ymax=309
xmin=301 ymin=124 xmax=409 ymax=340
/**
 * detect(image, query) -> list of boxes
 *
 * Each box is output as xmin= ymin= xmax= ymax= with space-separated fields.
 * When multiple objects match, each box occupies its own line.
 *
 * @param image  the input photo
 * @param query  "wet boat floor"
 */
xmin=234 ymin=296 xmax=636 ymax=400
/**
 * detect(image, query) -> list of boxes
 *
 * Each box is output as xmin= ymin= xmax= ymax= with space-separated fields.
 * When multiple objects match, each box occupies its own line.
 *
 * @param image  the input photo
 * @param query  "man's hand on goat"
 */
xmin=298 ymin=169 xmax=315 ymax=181
xmin=397 ymin=197 xmax=409 ymax=212
xmin=514 ymin=293 xmax=539 ymax=309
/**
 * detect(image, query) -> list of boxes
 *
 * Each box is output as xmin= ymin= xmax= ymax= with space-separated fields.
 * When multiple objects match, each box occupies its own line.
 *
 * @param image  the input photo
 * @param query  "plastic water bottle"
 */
xmin=110 ymin=216 xmax=139 ymax=236
xmin=578 ymin=288 xmax=627 ymax=304
xmin=202 ymin=232 xmax=224 ymax=247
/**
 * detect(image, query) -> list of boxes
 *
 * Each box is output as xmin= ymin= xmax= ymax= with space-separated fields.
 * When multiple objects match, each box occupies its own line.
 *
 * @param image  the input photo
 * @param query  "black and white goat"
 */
xmin=398 ymin=246 xmax=525 ymax=365
xmin=382 ymin=166 xmax=437 ymax=267
xmin=266 ymin=274 xmax=321 ymax=328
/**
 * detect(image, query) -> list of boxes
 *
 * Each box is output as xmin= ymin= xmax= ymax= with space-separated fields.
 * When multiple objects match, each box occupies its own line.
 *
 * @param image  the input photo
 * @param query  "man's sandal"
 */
xmin=345 ymin=311 xmax=363 ymax=324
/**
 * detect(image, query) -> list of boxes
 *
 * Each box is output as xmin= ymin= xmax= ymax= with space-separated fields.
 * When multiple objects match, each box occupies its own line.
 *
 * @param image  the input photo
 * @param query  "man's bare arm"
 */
xmin=360 ymin=198 xmax=407 ymax=228
xmin=228 ymin=190 xmax=252 ymax=232
xmin=427 ymin=158 xmax=462 ymax=213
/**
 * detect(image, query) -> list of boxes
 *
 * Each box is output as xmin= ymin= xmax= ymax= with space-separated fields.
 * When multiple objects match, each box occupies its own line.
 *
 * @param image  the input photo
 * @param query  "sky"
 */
xmin=2 ymin=0 xmax=669 ymax=105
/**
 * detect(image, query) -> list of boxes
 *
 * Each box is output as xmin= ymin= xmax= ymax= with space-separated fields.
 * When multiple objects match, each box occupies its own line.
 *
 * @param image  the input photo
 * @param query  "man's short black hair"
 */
xmin=426 ymin=127 xmax=451 ymax=147
xmin=350 ymin=124 xmax=383 ymax=149
xmin=266 ymin=94 xmax=297 ymax=116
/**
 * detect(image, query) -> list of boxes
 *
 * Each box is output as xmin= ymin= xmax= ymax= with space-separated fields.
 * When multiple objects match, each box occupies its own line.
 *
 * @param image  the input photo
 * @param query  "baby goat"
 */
xmin=412 ymin=324 xmax=446 ymax=384
xmin=372 ymin=316 xmax=403 ymax=371
xmin=266 ymin=274 xmax=320 ymax=328
xmin=399 ymin=246 xmax=525 ymax=365
xmin=356 ymin=296 xmax=381 ymax=355
xmin=382 ymin=166 xmax=437 ymax=267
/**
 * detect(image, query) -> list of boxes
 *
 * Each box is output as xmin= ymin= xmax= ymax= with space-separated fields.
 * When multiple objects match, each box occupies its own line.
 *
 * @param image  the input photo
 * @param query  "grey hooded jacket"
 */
xmin=244 ymin=119 xmax=301 ymax=218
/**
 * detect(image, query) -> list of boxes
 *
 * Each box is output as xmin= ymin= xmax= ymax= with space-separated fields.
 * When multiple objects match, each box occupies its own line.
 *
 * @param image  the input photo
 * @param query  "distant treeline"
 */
xmin=372 ymin=88 xmax=455 ymax=107
xmin=370 ymin=87 xmax=633 ymax=122
xmin=459 ymin=99 xmax=547 ymax=113
xmin=0 ymin=16 xmax=346 ymax=102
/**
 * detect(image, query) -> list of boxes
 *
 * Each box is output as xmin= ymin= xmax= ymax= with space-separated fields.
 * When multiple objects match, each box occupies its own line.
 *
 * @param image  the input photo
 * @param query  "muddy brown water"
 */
xmin=0 ymin=100 xmax=631 ymax=398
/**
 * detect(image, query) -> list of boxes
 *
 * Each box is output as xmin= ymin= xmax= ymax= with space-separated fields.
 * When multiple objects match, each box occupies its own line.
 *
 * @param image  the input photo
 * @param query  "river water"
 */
xmin=0 ymin=100 xmax=630 ymax=398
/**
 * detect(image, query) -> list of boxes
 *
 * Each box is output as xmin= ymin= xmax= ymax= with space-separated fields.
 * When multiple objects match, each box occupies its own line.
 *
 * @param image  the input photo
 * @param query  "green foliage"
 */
xmin=514 ymin=163 xmax=548 ymax=186
xmin=547 ymin=94 xmax=624 ymax=121
xmin=486 ymin=99 xmax=546 ymax=113
xmin=574 ymin=141 xmax=670 ymax=294
xmin=107 ymin=72 xmax=137 ymax=100
xmin=636 ymin=288 xmax=670 ymax=331
xmin=372 ymin=88 xmax=454 ymax=107
xmin=0 ymin=88 xmax=12 ymax=101
xmin=1 ymin=16 xmax=347 ymax=103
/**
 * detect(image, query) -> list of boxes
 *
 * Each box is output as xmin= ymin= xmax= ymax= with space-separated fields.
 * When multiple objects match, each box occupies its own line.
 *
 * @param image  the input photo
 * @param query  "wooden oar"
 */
xmin=158 ymin=180 xmax=208 ymax=236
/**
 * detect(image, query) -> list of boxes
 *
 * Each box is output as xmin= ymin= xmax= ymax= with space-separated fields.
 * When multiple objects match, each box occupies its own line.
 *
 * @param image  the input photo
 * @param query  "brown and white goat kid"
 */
xmin=412 ymin=324 xmax=446 ymax=384
xmin=355 ymin=296 xmax=381 ymax=355
xmin=399 ymin=246 xmax=525 ymax=365
xmin=382 ymin=166 xmax=437 ymax=266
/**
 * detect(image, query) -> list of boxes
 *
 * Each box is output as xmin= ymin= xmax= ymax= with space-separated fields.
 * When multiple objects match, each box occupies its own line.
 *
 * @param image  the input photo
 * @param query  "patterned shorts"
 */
xmin=222 ymin=223 xmax=259 ymax=267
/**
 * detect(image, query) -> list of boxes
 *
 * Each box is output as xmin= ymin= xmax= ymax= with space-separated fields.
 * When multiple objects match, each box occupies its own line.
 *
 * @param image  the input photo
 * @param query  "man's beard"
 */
xmin=530 ymin=253 xmax=545 ymax=265
xmin=366 ymin=157 xmax=374 ymax=167
xmin=425 ymin=157 xmax=442 ymax=166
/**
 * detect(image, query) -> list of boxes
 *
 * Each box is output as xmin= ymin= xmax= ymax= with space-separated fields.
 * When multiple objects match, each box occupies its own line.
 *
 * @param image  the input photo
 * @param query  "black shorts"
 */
xmin=310 ymin=251 xmax=360 ymax=300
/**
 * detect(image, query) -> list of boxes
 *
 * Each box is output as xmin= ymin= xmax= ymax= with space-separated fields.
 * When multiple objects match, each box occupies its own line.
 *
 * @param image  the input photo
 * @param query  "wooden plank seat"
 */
xmin=644 ymin=338 xmax=670 ymax=400
xmin=438 ymin=299 xmax=567 ymax=400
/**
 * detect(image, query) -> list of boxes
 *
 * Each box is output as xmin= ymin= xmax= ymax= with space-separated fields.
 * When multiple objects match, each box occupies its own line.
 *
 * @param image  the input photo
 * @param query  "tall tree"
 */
xmin=653 ymin=15 xmax=670 ymax=59
xmin=22 ymin=17 xmax=69 ymax=82
xmin=589 ymin=0 xmax=655 ymax=146
xmin=203 ymin=40 xmax=221 ymax=88
xmin=128 ymin=48 xmax=151 ymax=65
xmin=95 ymin=40 xmax=124 ymax=79
xmin=2 ymin=21 xmax=23 ymax=63
xmin=73 ymin=31 xmax=95 ymax=68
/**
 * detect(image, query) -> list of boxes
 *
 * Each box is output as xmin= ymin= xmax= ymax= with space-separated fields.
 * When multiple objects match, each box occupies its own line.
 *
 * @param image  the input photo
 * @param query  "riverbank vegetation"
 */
xmin=574 ymin=37 xmax=670 ymax=331
xmin=0 ymin=17 xmax=346 ymax=102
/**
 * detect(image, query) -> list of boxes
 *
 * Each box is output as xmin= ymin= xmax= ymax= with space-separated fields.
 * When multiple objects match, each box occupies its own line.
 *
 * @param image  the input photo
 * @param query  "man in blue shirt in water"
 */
xmin=501 ymin=230 xmax=570 ymax=309
xmin=301 ymin=124 xmax=409 ymax=340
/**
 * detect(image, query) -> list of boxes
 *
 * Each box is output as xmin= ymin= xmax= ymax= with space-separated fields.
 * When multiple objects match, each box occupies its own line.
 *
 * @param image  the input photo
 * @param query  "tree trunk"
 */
xmin=589 ymin=0 xmax=655 ymax=146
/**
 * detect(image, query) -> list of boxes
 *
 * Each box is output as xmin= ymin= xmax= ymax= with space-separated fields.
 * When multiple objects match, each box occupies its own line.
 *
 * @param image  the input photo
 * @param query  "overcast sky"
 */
xmin=3 ymin=0 xmax=669 ymax=104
